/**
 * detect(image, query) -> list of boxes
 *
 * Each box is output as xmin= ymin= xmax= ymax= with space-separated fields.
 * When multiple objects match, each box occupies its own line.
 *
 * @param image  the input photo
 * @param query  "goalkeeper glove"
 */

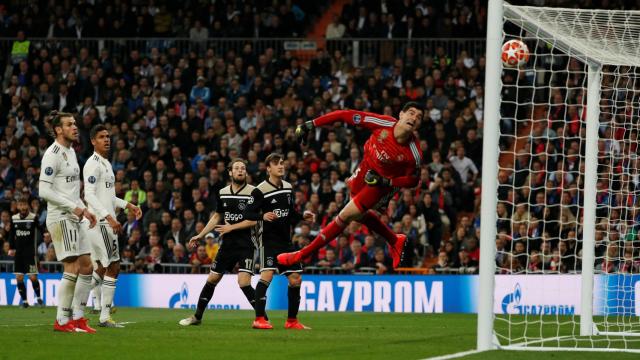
xmin=295 ymin=121 xmax=314 ymax=146
xmin=364 ymin=170 xmax=391 ymax=187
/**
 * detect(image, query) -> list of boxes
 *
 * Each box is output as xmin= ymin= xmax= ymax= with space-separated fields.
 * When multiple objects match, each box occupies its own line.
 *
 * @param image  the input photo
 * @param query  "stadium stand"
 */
xmin=0 ymin=0 xmax=632 ymax=275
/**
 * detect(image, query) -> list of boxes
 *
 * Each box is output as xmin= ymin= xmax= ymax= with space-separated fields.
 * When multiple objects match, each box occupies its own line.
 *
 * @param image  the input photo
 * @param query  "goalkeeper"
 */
xmin=278 ymin=102 xmax=424 ymax=269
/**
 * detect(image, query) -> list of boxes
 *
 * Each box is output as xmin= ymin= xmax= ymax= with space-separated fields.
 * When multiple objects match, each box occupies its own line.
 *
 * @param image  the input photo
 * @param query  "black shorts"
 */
xmin=210 ymin=246 xmax=255 ymax=275
xmin=14 ymin=254 xmax=37 ymax=274
xmin=259 ymin=245 xmax=303 ymax=276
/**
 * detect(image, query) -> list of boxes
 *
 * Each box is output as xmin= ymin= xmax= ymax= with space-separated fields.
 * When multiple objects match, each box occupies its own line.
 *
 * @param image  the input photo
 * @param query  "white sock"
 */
xmin=71 ymin=274 xmax=93 ymax=320
xmin=100 ymin=276 xmax=117 ymax=322
xmin=57 ymin=273 xmax=77 ymax=325
xmin=91 ymin=272 xmax=103 ymax=310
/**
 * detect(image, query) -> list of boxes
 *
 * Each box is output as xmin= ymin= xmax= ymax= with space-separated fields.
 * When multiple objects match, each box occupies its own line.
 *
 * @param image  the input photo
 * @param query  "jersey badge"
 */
xmin=378 ymin=130 xmax=389 ymax=142
xmin=45 ymin=167 xmax=53 ymax=176
xmin=353 ymin=114 xmax=361 ymax=124
xmin=271 ymin=198 xmax=277 ymax=204
xmin=63 ymin=153 xmax=68 ymax=161
xmin=266 ymin=257 xmax=274 ymax=266
xmin=397 ymin=154 xmax=405 ymax=161
xmin=88 ymin=176 xmax=97 ymax=184
xmin=238 ymin=202 xmax=246 ymax=210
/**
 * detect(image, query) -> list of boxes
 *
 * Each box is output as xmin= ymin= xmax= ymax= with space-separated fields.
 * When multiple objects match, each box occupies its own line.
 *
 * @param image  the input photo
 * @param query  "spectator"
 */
xmin=343 ymin=240 xmax=370 ymax=272
xmin=190 ymin=76 xmax=211 ymax=105
xmin=316 ymin=248 xmax=339 ymax=268
xmin=189 ymin=245 xmax=212 ymax=273
xmin=167 ymin=243 xmax=189 ymax=264
xmin=325 ymin=14 xmax=346 ymax=39
xmin=373 ymin=248 xmax=393 ymax=274
xmin=204 ymin=233 xmax=219 ymax=260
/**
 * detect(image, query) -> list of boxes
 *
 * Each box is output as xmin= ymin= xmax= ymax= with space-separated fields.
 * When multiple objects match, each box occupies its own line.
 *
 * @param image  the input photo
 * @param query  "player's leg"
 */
xmin=27 ymin=273 xmax=43 ymax=306
xmin=49 ymin=219 xmax=80 ymax=332
xmin=359 ymin=209 xmax=407 ymax=268
xmin=99 ymin=261 xmax=122 ymax=327
xmin=88 ymin=222 xmax=107 ymax=313
xmin=237 ymin=248 xmax=257 ymax=311
xmin=91 ymin=261 xmax=105 ymax=314
xmin=99 ymin=225 xmax=122 ymax=326
xmin=255 ymin=245 xmax=276 ymax=324
xmin=15 ymin=273 xmax=28 ymax=308
xmin=278 ymin=166 xmax=382 ymax=266
xmin=180 ymin=248 xmax=232 ymax=326
xmin=71 ymin=254 xmax=96 ymax=333
xmin=55 ymin=258 xmax=80 ymax=331
xmin=253 ymin=269 xmax=274 ymax=329
xmin=284 ymin=272 xmax=310 ymax=329
xmin=179 ymin=272 xmax=223 ymax=326
xmin=70 ymin=220 xmax=97 ymax=333
xmin=277 ymin=200 xmax=361 ymax=265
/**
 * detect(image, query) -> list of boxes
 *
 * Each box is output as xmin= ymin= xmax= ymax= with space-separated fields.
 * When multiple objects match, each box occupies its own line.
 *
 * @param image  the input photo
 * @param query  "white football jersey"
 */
xmin=39 ymin=141 xmax=84 ymax=222
xmin=83 ymin=152 xmax=127 ymax=220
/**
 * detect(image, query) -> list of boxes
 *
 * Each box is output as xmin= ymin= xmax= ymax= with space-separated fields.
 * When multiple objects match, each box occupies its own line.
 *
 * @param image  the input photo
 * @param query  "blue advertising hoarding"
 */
xmin=1 ymin=273 xmax=638 ymax=315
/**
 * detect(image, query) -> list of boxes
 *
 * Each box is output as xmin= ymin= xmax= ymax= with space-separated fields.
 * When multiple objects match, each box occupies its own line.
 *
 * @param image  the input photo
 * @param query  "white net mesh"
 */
xmin=494 ymin=4 xmax=640 ymax=351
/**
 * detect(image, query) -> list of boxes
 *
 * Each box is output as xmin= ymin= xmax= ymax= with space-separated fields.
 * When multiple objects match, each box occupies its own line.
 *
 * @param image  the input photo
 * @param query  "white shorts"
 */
xmin=85 ymin=220 xmax=120 ymax=266
xmin=47 ymin=218 xmax=91 ymax=261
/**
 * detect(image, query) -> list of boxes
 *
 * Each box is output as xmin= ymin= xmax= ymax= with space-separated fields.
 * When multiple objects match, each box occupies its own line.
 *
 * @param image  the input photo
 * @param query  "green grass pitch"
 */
xmin=1 ymin=307 xmax=640 ymax=360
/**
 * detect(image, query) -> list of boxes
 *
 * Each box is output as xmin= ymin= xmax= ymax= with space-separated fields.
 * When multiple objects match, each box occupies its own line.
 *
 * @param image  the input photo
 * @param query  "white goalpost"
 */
xmin=479 ymin=0 xmax=640 ymax=353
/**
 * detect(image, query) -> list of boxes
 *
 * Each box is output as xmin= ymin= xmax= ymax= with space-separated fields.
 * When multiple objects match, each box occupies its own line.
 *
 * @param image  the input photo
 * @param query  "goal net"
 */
xmin=480 ymin=1 xmax=640 ymax=353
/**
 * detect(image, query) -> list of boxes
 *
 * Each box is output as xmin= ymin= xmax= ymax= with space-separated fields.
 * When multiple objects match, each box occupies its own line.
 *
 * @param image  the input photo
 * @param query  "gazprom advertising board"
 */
xmin=1 ymin=273 xmax=639 ymax=315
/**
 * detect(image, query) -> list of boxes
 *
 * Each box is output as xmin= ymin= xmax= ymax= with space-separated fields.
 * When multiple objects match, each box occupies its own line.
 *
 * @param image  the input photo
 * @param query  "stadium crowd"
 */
xmin=0 ymin=1 xmax=485 ymax=276
xmin=2 ymin=0 xmax=633 ymax=276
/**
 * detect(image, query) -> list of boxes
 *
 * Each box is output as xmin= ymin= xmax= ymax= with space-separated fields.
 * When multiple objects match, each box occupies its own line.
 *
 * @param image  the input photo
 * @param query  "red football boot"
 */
xmin=285 ymin=319 xmax=311 ymax=330
xmin=277 ymin=251 xmax=303 ymax=267
xmin=252 ymin=317 xmax=273 ymax=330
xmin=390 ymin=234 xmax=407 ymax=269
xmin=72 ymin=318 xmax=96 ymax=333
xmin=53 ymin=320 xmax=77 ymax=333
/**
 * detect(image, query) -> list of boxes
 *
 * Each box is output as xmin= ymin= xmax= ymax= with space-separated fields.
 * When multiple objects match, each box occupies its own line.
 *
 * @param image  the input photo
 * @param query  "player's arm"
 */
xmin=7 ymin=220 xmax=15 ymax=256
xmin=296 ymin=110 xmax=396 ymax=144
xmin=364 ymin=170 xmax=420 ymax=188
xmin=84 ymin=161 xmax=110 ymax=219
xmin=188 ymin=212 xmax=221 ymax=250
xmin=113 ymin=197 xmax=142 ymax=220
xmin=288 ymin=196 xmax=315 ymax=226
xmin=39 ymin=153 xmax=84 ymax=217
xmin=188 ymin=190 xmax=224 ymax=249
xmin=214 ymin=219 xmax=257 ymax=236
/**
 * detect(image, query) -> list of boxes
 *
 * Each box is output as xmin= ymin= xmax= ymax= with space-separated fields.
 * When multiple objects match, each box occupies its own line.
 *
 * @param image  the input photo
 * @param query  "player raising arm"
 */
xmin=83 ymin=124 xmax=142 ymax=327
xmin=278 ymin=102 xmax=424 ymax=269
xmin=39 ymin=111 xmax=97 ymax=333
xmin=179 ymin=159 xmax=261 ymax=326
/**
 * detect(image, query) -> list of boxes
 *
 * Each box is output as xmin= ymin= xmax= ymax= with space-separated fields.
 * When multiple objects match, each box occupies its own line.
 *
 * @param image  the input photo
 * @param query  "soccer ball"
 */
xmin=501 ymin=39 xmax=529 ymax=68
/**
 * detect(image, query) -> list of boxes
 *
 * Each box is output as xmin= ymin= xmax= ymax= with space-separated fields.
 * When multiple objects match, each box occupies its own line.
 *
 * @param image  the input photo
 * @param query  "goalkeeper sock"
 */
xmin=91 ymin=271 xmax=103 ymax=310
xmin=100 ymin=276 xmax=117 ymax=323
xmin=194 ymin=281 xmax=216 ymax=320
xmin=254 ymin=280 xmax=270 ymax=318
xmin=287 ymin=285 xmax=301 ymax=320
xmin=57 ymin=273 xmax=77 ymax=325
xmin=71 ymin=274 xmax=93 ymax=320
xmin=360 ymin=210 xmax=397 ymax=245
xmin=17 ymin=280 xmax=27 ymax=302
xmin=300 ymin=216 xmax=347 ymax=257
xmin=30 ymin=278 xmax=41 ymax=299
